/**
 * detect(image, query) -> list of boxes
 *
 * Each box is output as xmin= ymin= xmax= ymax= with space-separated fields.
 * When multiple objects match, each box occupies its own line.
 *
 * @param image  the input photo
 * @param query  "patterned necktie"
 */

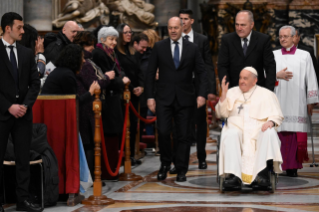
xmin=8 ymin=46 xmax=19 ymax=93
xmin=184 ymin=35 xmax=189 ymax=41
xmin=173 ymin=41 xmax=180 ymax=69
xmin=243 ymin=38 xmax=248 ymax=56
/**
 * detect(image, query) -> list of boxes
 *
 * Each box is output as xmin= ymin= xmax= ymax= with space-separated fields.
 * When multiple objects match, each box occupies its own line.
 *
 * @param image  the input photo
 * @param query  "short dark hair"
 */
xmin=132 ymin=33 xmax=149 ymax=44
xmin=18 ymin=24 xmax=38 ymax=53
xmin=55 ymin=44 xmax=83 ymax=74
xmin=1 ymin=12 xmax=23 ymax=33
xmin=179 ymin=9 xmax=194 ymax=19
xmin=295 ymin=28 xmax=302 ymax=36
xmin=73 ymin=31 xmax=97 ymax=47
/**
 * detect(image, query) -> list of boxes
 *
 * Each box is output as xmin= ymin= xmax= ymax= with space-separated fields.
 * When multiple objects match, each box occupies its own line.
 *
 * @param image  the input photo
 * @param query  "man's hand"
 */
xmin=147 ymin=99 xmax=156 ymax=113
xmin=8 ymin=104 xmax=27 ymax=118
xmin=35 ymin=36 xmax=44 ymax=55
xmin=220 ymin=76 xmax=229 ymax=102
xmin=308 ymin=104 xmax=314 ymax=116
xmin=155 ymin=69 xmax=159 ymax=80
xmin=262 ymin=121 xmax=274 ymax=132
xmin=276 ymin=67 xmax=293 ymax=81
xmin=133 ymin=86 xmax=144 ymax=96
xmin=105 ymin=70 xmax=115 ymax=80
xmin=122 ymin=76 xmax=131 ymax=84
xmin=207 ymin=93 xmax=216 ymax=101
xmin=197 ymin=96 xmax=206 ymax=108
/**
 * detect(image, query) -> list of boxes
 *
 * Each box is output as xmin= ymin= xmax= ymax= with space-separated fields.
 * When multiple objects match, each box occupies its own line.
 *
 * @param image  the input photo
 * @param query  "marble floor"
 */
xmin=3 ymin=112 xmax=319 ymax=212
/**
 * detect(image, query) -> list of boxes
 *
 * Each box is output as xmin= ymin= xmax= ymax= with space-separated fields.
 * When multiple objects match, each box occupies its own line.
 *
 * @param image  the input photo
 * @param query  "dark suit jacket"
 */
xmin=145 ymin=38 xmax=208 ymax=107
xmin=218 ymin=31 xmax=276 ymax=91
xmin=0 ymin=41 xmax=40 ymax=121
xmin=193 ymin=32 xmax=216 ymax=95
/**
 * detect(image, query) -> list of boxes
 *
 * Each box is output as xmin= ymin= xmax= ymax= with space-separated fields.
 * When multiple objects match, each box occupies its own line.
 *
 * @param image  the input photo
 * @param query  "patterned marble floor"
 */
xmin=4 ymin=112 xmax=319 ymax=212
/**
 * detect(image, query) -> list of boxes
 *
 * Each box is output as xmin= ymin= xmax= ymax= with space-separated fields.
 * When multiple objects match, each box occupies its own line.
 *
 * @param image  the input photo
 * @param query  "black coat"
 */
xmin=145 ymin=38 xmax=207 ymax=107
xmin=218 ymin=31 xmax=276 ymax=91
xmin=92 ymin=47 xmax=125 ymax=134
xmin=0 ymin=41 xmax=40 ymax=121
xmin=139 ymin=48 xmax=152 ymax=108
xmin=44 ymin=31 xmax=71 ymax=65
xmin=115 ymin=45 xmax=144 ymax=91
xmin=193 ymin=32 xmax=216 ymax=95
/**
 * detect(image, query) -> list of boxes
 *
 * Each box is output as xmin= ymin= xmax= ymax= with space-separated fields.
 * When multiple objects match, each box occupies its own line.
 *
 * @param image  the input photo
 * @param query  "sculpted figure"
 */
xmin=106 ymin=0 xmax=158 ymax=30
xmin=52 ymin=0 xmax=109 ymax=28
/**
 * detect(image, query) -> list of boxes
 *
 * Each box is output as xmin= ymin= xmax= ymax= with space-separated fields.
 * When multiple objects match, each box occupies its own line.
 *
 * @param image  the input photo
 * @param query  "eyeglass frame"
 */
xmin=279 ymin=35 xmax=294 ymax=40
xmin=123 ymin=31 xmax=133 ymax=35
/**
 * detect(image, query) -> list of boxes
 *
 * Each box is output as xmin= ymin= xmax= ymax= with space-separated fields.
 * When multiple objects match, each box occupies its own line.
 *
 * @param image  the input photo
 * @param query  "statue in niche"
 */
xmin=223 ymin=0 xmax=271 ymax=34
xmin=52 ymin=0 xmax=110 ymax=28
xmin=200 ymin=2 xmax=219 ymax=53
xmin=105 ymin=0 xmax=158 ymax=31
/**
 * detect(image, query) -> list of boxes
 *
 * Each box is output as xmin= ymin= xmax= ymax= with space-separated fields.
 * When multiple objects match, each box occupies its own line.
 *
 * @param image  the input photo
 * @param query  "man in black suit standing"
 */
xmin=145 ymin=17 xmax=207 ymax=182
xmin=218 ymin=10 xmax=276 ymax=90
xmin=176 ymin=9 xmax=216 ymax=171
xmin=0 ymin=12 xmax=41 ymax=212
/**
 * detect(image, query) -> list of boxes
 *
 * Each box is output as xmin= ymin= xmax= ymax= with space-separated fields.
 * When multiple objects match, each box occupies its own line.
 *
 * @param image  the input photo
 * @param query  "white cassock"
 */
xmin=273 ymin=48 xmax=319 ymax=132
xmin=215 ymin=85 xmax=284 ymax=184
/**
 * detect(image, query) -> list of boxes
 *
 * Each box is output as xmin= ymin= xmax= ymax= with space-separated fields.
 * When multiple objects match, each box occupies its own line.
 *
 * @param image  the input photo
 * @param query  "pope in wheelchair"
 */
xmin=216 ymin=67 xmax=284 ymax=191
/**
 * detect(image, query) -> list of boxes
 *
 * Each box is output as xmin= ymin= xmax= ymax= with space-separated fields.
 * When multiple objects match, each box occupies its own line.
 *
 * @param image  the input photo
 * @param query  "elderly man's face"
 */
xmin=279 ymin=28 xmax=294 ymax=49
xmin=62 ymin=21 xmax=79 ymax=42
xmin=235 ymin=12 xmax=254 ymax=38
xmin=239 ymin=69 xmax=257 ymax=92
xmin=168 ymin=17 xmax=182 ymax=42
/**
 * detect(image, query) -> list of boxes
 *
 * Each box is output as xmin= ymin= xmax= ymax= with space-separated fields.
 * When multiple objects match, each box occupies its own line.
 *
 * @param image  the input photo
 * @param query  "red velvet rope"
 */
xmin=101 ymin=102 xmax=129 ymax=177
xmin=208 ymin=101 xmax=216 ymax=112
xmin=129 ymin=101 xmax=157 ymax=123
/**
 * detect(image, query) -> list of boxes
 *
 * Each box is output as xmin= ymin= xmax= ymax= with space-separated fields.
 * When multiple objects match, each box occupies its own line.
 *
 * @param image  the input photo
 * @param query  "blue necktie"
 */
xmin=173 ymin=41 xmax=179 ymax=69
xmin=184 ymin=35 xmax=189 ymax=41
xmin=243 ymin=38 xmax=248 ymax=56
xmin=8 ymin=46 xmax=19 ymax=94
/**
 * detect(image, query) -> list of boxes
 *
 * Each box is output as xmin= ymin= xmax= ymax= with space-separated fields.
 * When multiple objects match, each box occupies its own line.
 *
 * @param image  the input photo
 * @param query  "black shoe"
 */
xmin=198 ymin=161 xmax=207 ymax=169
xmin=157 ymin=165 xmax=171 ymax=181
xmin=131 ymin=157 xmax=142 ymax=166
xmin=0 ymin=205 xmax=3 ymax=212
xmin=169 ymin=167 xmax=177 ymax=174
xmin=16 ymin=200 xmax=43 ymax=212
xmin=223 ymin=174 xmax=241 ymax=189
xmin=287 ymin=169 xmax=298 ymax=177
xmin=254 ymin=175 xmax=270 ymax=187
xmin=176 ymin=173 xmax=187 ymax=182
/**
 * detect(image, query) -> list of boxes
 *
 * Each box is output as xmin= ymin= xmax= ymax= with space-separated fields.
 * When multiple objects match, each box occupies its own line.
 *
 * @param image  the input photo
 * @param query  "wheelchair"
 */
xmin=213 ymin=122 xmax=278 ymax=193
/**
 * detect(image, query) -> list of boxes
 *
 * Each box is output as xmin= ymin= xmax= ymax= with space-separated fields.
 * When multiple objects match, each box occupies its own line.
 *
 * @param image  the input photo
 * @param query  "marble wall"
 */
xmin=0 ymin=0 xmax=24 ymax=21
xmin=24 ymin=0 xmax=52 ymax=31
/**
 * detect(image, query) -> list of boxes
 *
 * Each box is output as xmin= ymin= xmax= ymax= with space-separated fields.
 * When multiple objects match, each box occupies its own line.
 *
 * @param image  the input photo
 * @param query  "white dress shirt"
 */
xmin=170 ymin=36 xmax=183 ymax=61
xmin=241 ymin=31 xmax=252 ymax=47
xmin=182 ymin=29 xmax=194 ymax=43
xmin=2 ymin=38 xmax=19 ymax=66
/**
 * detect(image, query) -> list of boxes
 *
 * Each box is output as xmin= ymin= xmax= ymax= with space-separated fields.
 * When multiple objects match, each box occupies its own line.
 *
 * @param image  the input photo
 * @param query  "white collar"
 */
xmin=171 ymin=36 xmax=183 ymax=45
xmin=182 ymin=28 xmax=193 ymax=38
xmin=241 ymin=31 xmax=252 ymax=41
xmin=2 ymin=37 xmax=16 ymax=47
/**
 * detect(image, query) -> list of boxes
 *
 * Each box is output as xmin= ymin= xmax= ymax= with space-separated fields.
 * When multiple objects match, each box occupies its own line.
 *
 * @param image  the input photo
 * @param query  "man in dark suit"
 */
xmin=274 ymin=28 xmax=319 ymax=85
xmin=218 ymin=10 xmax=276 ymax=91
xmin=145 ymin=17 xmax=207 ymax=182
xmin=172 ymin=9 xmax=216 ymax=171
xmin=0 ymin=12 xmax=41 ymax=212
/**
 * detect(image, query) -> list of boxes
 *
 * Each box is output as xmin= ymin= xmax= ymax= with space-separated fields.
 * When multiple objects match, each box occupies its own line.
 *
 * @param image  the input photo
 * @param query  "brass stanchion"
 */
xmin=119 ymin=83 xmax=143 ymax=181
xmin=82 ymin=89 xmax=115 ymax=205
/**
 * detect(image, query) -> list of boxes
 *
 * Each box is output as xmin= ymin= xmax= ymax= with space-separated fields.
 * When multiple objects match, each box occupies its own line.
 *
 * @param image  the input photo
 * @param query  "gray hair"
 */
xmin=279 ymin=25 xmax=296 ymax=36
xmin=98 ymin=26 xmax=119 ymax=43
xmin=236 ymin=10 xmax=254 ymax=22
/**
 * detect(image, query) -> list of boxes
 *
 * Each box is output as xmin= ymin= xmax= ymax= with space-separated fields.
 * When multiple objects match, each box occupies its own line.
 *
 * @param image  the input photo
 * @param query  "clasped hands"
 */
xmin=9 ymin=104 xmax=27 ymax=118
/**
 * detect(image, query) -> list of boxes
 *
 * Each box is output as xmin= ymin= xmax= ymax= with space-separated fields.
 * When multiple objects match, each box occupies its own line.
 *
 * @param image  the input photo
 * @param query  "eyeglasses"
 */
xmin=123 ymin=31 xmax=133 ymax=35
xmin=279 ymin=35 xmax=293 ymax=40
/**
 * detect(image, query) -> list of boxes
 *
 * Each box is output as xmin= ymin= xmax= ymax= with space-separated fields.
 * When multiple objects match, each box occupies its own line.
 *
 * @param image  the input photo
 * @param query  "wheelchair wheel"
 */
xmin=219 ymin=176 xmax=224 ymax=193
xmin=270 ymin=173 xmax=276 ymax=193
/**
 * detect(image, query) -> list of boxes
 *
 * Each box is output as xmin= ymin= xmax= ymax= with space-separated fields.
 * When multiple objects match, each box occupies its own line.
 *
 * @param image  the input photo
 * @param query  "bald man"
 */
xmin=145 ymin=17 xmax=207 ymax=182
xmin=216 ymin=67 xmax=283 ymax=189
xmin=44 ymin=21 xmax=79 ymax=64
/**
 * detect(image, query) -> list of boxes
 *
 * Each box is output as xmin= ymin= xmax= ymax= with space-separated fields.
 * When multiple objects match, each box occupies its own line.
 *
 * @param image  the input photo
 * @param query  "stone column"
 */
xmin=152 ymin=0 xmax=182 ymax=26
xmin=24 ymin=0 xmax=52 ymax=31
xmin=0 ymin=0 xmax=24 ymax=20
